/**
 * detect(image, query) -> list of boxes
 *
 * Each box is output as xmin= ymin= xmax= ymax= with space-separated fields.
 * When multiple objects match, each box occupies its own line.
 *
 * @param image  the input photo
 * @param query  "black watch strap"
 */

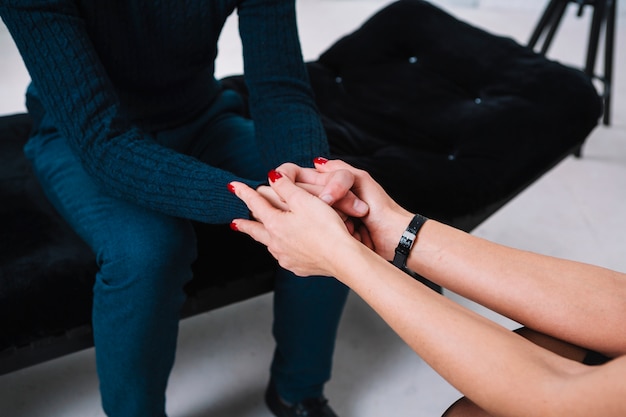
xmin=392 ymin=213 xmax=428 ymax=272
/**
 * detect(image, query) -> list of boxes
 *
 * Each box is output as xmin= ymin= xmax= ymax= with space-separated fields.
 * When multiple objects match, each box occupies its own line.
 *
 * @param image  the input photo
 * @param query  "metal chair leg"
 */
xmin=528 ymin=0 xmax=616 ymax=126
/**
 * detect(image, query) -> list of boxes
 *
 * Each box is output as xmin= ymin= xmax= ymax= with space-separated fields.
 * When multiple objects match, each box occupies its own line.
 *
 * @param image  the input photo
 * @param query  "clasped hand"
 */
xmin=229 ymin=158 xmax=415 ymax=277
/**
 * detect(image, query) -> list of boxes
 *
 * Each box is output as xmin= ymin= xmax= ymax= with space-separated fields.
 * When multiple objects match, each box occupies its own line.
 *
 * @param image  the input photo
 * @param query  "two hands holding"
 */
xmin=228 ymin=157 xmax=415 ymax=280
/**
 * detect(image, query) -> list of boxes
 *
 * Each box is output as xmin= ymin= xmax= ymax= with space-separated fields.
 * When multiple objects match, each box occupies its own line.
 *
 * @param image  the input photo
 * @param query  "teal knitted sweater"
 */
xmin=0 ymin=0 xmax=328 ymax=223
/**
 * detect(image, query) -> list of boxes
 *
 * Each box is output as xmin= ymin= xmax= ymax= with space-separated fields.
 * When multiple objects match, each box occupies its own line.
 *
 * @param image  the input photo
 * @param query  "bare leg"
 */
xmin=442 ymin=397 xmax=491 ymax=417
xmin=441 ymin=326 xmax=588 ymax=417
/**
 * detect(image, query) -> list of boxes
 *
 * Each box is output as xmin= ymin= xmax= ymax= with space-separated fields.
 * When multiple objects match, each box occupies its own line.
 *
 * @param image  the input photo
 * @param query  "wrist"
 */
xmin=392 ymin=213 xmax=428 ymax=276
xmin=380 ymin=211 xmax=416 ymax=259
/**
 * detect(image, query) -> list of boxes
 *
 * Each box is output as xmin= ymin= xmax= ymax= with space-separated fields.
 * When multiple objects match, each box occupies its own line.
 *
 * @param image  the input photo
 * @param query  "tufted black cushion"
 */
xmin=0 ymin=0 xmax=601 ymax=374
xmin=224 ymin=0 xmax=601 ymax=229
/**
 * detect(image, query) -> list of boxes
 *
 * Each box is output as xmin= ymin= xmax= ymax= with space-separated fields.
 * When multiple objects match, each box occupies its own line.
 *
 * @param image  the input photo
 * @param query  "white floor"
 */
xmin=1 ymin=1 xmax=625 ymax=416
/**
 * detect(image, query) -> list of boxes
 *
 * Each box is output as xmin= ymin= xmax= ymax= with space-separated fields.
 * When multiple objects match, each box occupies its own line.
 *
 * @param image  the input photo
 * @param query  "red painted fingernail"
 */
xmin=268 ymin=170 xmax=282 ymax=183
xmin=313 ymin=157 xmax=328 ymax=165
xmin=229 ymin=221 xmax=239 ymax=231
xmin=227 ymin=183 xmax=235 ymax=193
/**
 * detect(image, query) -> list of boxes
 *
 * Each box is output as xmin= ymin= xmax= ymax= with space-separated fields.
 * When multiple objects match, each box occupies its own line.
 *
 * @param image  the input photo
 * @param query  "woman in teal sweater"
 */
xmin=0 ymin=1 xmax=350 ymax=416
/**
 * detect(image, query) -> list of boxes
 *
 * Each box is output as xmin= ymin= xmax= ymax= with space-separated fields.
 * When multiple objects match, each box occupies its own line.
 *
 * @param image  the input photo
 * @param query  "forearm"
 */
xmin=238 ymin=0 xmax=329 ymax=169
xmin=405 ymin=219 xmax=626 ymax=356
xmin=332 ymin=242 xmax=625 ymax=417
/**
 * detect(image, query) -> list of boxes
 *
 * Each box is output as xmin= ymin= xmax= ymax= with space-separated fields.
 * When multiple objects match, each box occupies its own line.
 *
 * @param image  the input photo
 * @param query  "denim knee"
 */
xmin=93 ymin=216 xmax=197 ymax=298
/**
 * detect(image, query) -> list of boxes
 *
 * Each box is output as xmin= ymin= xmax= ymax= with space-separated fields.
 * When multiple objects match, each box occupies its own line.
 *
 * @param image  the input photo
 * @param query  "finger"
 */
xmin=268 ymin=169 xmax=324 ymax=212
xmin=314 ymin=157 xmax=386 ymax=210
xmin=312 ymin=162 xmax=369 ymax=217
xmin=298 ymin=180 xmax=368 ymax=218
xmin=277 ymin=160 xmax=367 ymax=217
xmin=316 ymin=169 xmax=355 ymax=205
xmin=294 ymin=181 xmax=324 ymax=196
xmin=313 ymin=157 xmax=356 ymax=174
xmin=270 ymin=170 xmax=353 ymax=236
xmin=230 ymin=218 xmax=271 ymax=247
xmin=331 ymin=190 xmax=369 ymax=218
xmin=275 ymin=162 xmax=326 ymax=186
xmin=229 ymin=181 xmax=280 ymax=224
xmin=257 ymin=185 xmax=289 ymax=211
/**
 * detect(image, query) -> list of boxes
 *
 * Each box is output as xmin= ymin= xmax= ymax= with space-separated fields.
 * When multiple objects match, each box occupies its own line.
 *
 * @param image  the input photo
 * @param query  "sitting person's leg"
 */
xmin=270 ymin=267 xmax=349 ymax=403
xmin=190 ymin=90 xmax=350 ymax=411
xmin=24 ymin=111 xmax=196 ymax=417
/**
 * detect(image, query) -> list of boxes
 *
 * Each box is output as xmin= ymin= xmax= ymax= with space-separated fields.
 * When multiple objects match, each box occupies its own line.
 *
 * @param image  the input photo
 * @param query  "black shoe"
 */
xmin=265 ymin=381 xmax=338 ymax=417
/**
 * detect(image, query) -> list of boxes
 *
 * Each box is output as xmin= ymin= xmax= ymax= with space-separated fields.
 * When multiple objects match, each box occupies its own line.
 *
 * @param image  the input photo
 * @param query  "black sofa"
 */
xmin=0 ymin=0 xmax=602 ymax=376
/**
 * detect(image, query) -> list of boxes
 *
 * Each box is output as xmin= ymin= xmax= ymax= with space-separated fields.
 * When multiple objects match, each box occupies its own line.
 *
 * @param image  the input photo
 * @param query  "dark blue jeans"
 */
xmin=24 ymin=86 xmax=349 ymax=417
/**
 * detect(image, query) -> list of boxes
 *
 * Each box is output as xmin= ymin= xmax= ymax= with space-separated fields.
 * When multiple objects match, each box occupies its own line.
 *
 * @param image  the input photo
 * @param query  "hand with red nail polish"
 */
xmin=231 ymin=158 xmax=407 ymax=272
xmin=273 ymin=161 xmax=370 ymax=219
xmin=228 ymin=175 xmax=354 ymax=278
xmin=284 ymin=158 xmax=415 ymax=261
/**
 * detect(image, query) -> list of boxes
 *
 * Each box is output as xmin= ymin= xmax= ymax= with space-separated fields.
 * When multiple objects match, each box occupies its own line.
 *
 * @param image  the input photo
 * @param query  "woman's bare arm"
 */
xmin=405 ymin=218 xmax=626 ymax=357
xmin=308 ymin=158 xmax=626 ymax=357
xmin=330 ymin=237 xmax=626 ymax=417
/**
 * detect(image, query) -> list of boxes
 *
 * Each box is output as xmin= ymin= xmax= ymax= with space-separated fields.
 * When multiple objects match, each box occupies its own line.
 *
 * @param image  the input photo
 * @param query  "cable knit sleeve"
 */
xmin=0 ymin=0 xmax=260 ymax=224
xmin=237 ymin=0 xmax=330 ymax=169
